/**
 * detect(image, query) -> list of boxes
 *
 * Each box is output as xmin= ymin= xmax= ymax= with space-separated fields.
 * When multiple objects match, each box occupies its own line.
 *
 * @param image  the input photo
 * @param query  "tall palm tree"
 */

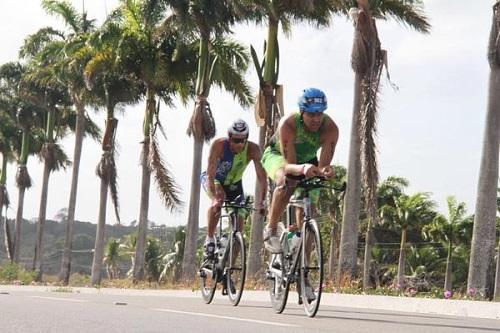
xmin=35 ymin=0 xmax=101 ymax=285
xmin=85 ymin=20 xmax=143 ymax=285
xmin=0 ymin=104 xmax=17 ymax=261
xmin=422 ymin=196 xmax=470 ymax=293
xmin=468 ymin=1 xmax=500 ymax=300
xmin=113 ymin=0 xmax=195 ymax=282
xmin=161 ymin=0 xmax=253 ymax=281
xmin=0 ymin=62 xmax=49 ymax=265
xmin=246 ymin=0 xmax=336 ymax=278
xmin=380 ymin=192 xmax=435 ymax=288
xmin=337 ymin=0 xmax=430 ymax=282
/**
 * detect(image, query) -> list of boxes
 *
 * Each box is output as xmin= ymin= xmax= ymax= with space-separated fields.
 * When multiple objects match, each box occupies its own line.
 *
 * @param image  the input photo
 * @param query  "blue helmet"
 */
xmin=298 ymin=88 xmax=327 ymax=113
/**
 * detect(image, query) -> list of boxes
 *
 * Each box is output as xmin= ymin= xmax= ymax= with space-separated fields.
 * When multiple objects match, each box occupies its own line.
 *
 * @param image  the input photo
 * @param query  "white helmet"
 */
xmin=228 ymin=119 xmax=249 ymax=137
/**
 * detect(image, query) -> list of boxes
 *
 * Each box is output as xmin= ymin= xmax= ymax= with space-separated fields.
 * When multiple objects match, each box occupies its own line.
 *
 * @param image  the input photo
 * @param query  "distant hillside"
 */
xmin=0 ymin=219 xmax=184 ymax=276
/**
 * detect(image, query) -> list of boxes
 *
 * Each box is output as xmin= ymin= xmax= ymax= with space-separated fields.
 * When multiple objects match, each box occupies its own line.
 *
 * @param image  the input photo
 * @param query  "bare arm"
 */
xmin=248 ymin=143 xmax=268 ymax=202
xmin=206 ymin=139 xmax=223 ymax=198
xmin=318 ymin=117 xmax=339 ymax=167
xmin=278 ymin=116 xmax=304 ymax=176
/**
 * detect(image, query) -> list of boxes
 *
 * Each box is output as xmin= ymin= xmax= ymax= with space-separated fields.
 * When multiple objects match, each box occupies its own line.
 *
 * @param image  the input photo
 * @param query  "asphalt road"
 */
xmin=0 ymin=289 xmax=499 ymax=333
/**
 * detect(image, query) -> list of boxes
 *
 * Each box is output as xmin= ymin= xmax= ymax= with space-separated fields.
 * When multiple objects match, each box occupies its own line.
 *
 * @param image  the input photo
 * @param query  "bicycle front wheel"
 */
xmin=227 ymin=232 xmax=246 ymax=306
xmin=268 ymin=233 xmax=290 ymax=314
xmin=300 ymin=218 xmax=323 ymax=317
xmin=200 ymin=258 xmax=218 ymax=304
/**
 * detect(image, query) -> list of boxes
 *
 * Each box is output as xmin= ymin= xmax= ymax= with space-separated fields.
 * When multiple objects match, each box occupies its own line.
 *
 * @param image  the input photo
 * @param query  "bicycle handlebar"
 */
xmin=287 ymin=175 xmax=346 ymax=192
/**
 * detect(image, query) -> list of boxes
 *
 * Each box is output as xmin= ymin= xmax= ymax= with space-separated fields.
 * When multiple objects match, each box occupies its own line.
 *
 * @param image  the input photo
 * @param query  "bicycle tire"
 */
xmin=269 ymin=234 xmax=291 ymax=313
xmin=300 ymin=218 xmax=323 ymax=317
xmin=226 ymin=232 xmax=246 ymax=306
xmin=200 ymin=258 xmax=218 ymax=304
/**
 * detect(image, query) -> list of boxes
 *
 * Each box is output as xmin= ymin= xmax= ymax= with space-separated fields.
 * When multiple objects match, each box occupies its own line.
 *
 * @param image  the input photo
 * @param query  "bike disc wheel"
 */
xmin=300 ymin=219 xmax=323 ymax=317
xmin=227 ymin=232 xmax=246 ymax=306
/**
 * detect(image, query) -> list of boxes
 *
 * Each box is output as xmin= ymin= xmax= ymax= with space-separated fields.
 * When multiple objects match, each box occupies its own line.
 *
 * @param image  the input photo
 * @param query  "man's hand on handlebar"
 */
xmin=256 ymin=201 xmax=267 ymax=216
xmin=302 ymin=163 xmax=320 ymax=179
xmin=320 ymin=165 xmax=334 ymax=179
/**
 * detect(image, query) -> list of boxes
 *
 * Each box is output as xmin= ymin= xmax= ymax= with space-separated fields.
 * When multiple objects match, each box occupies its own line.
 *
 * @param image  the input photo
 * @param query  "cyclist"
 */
xmin=201 ymin=119 xmax=267 ymax=259
xmin=261 ymin=88 xmax=339 ymax=300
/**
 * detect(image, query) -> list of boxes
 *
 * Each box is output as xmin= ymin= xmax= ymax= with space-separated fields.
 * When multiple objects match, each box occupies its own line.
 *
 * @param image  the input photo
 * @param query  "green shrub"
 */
xmin=0 ymin=263 xmax=36 ymax=285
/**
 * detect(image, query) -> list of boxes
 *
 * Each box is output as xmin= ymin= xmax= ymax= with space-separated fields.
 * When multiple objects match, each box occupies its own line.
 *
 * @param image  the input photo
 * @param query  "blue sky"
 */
xmin=0 ymin=0 xmax=494 ymax=226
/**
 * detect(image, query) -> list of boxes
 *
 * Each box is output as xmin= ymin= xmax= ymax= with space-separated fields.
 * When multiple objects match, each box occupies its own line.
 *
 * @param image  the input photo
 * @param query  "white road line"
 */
xmin=152 ymin=308 xmax=299 ymax=328
xmin=28 ymin=296 xmax=87 ymax=303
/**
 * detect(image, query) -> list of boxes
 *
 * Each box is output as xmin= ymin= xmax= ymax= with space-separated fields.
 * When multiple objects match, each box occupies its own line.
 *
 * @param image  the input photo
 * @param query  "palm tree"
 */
xmin=0 ymin=104 xmax=17 ymax=261
xmin=103 ymin=238 xmax=121 ymax=279
xmin=112 ymin=0 xmax=194 ymax=282
xmin=337 ymin=0 xmax=430 ymax=282
xmin=362 ymin=176 xmax=409 ymax=288
xmin=84 ymin=19 xmax=143 ymax=286
xmin=159 ymin=226 xmax=185 ymax=282
xmin=316 ymin=165 xmax=346 ymax=279
xmin=160 ymin=0 xmax=254 ymax=281
xmin=246 ymin=0 xmax=336 ymax=278
xmin=380 ymin=192 xmax=435 ymax=288
xmin=35 ymin=0 xmax=101 ymax=285
xmin=423 ymin=196 xmax=470 ymax=293
xmin=468 ymin=1 xmax=500 ymax=300
xmin=0 ymin=62 xmax=33 ymax=263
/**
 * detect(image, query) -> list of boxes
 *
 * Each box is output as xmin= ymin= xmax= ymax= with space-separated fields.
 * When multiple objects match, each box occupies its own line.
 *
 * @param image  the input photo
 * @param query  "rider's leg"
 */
xmin=207 ymin=184 xmax=225 ymax=238
xmin=230 ymin=215 xmax=245 ymax=262
xmin=267 ymin=168 xmax=295 ymax=230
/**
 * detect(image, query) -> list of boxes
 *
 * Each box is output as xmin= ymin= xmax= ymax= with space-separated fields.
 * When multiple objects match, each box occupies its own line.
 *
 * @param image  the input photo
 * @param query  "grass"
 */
xmin=0 ymin=263 xmax=492 ymax=302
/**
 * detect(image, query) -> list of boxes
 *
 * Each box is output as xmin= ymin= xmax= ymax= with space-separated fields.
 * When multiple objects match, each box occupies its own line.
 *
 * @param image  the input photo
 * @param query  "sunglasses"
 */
xmin=230 ymin=137 xmax=247 ymax=144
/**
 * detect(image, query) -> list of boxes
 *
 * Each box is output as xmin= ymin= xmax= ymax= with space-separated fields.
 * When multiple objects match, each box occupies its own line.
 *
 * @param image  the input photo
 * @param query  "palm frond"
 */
xmin=149 ymin=132 xmax=182 ymax=211
xmin=42 ymin=0 xmax=81 ymax=33
xmin=19 ymin=27 xmax=65 ymax=59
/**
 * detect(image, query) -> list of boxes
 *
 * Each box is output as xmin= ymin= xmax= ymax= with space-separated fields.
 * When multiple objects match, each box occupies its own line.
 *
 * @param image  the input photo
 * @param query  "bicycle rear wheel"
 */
xmin=199 ymin=258 xmax=218 ymax=304
xmin=300 ymin=219 xmax=323 ymax=317
xmin=227 ymin=232 xmax=246 ymax=306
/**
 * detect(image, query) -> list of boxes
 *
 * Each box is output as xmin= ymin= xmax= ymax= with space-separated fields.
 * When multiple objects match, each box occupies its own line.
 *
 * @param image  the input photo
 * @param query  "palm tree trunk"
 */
xmin=91 ymin=176 xmax=108 ymax=285
xmin=182 ymin=33 xmax=212 ymax=281
xmin=328 ymin=219 xmax=339 ymax=280
xmin=133 ymin=90 xmax=155 ymax=282
xmin=133 ymin=140 xmax=151 ymax=282
xmin=247 ymin=126 xmax=266 ymax=278
xmin=0 ymin=154 xmax=13 ymax=262
xmin=13 ymin=185 xmax=26 ymax=263
xmin=33 ymin=157 xmax=51 ymax=280
xmin=60 ymin=98 xmax=86 ymax=284
xmin=182 ymin=137 xmax=203 ymax=281
xmin=444 ymin=240 xmax=453 ymax=292
xmin=363 ymin=219 xmax=375 ymax=289
xmin=338 ymin=73 xmax=363 ymax=281
xmin=396 ymin=227 xmax=407 ymax=288
xmin=494 ymin=239 xmax=500 ymax=300
xmin=468 ymin=2 xmax=500 ymax=299
xmin=14 ymin=129 xmax=31 ymax=263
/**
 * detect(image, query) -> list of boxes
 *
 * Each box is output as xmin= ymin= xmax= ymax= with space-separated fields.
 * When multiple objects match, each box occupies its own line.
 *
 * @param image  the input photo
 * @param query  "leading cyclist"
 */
xmin=261 ymin=88 xmax=339 ymax=300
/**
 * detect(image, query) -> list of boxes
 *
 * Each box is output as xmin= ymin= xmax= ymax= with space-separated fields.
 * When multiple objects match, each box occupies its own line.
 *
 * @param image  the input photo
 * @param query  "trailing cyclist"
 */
xmin=201 ymin=119 xmax=267 ymax=259
xmin=261 ymin=88 xmax=339 ymax=301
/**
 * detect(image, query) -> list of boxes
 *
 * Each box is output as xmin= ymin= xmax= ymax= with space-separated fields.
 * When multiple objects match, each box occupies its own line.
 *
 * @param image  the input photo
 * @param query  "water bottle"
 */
xmin=218 ymin=234 xmax=228 ymax=261
xmin=288 ymin=232 xmax=301 ymax=255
